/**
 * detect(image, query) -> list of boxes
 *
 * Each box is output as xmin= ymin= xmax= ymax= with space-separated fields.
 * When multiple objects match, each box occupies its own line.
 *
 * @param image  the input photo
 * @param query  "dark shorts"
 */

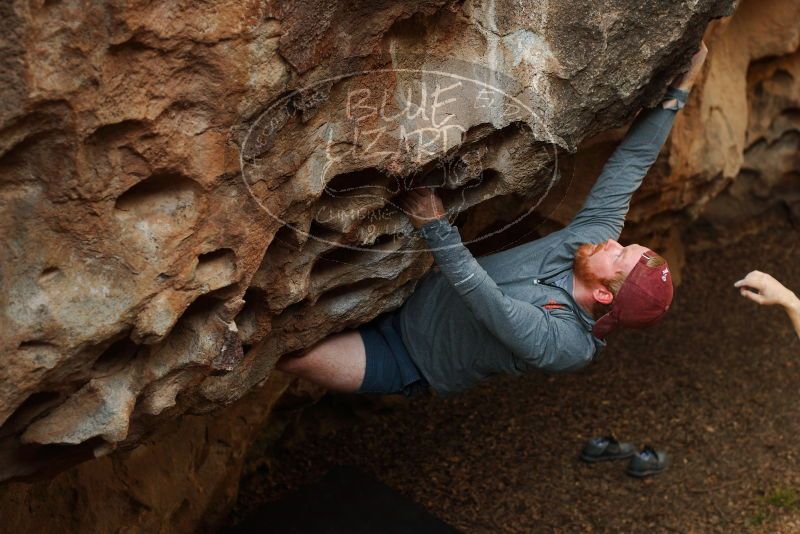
xmin=357 ymin=312 xmax=429 ymax=397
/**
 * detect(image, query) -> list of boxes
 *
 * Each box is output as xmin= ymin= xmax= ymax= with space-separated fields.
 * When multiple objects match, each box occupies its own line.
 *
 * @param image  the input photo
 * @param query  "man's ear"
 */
xmin=593 ymin=285 xmax=614 ymax=305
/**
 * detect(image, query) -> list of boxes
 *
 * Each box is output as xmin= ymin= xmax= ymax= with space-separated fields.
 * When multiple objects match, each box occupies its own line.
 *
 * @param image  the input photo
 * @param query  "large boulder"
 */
xmin=1 ymin=0 xmax=739 ymax=489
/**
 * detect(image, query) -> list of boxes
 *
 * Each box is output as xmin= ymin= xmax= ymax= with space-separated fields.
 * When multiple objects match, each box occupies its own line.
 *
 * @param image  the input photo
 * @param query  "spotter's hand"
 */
xmin=399 ymin=187 xmax=446 ymax=229
xmin=734 ymin=270 xmax=796 ymax=307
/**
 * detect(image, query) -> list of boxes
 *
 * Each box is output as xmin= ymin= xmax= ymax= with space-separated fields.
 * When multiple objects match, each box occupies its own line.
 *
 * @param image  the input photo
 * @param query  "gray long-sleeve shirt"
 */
xmin=398 ymin=89 xmax=687 ymax=395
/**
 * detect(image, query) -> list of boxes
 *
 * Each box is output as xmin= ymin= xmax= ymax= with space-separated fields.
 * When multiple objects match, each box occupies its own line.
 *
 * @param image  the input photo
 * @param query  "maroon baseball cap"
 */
xmin=592 ymin=250 xmax=673 ymax=340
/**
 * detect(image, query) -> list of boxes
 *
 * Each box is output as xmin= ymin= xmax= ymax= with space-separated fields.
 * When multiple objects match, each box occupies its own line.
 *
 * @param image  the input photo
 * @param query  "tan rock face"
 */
xmin=0 ymin=0 xmax=735 ymax=482
xmin=693 ymin=26 xmax=800 ymax=233
xmin=633 ymin=0 xmax=800 ymax=238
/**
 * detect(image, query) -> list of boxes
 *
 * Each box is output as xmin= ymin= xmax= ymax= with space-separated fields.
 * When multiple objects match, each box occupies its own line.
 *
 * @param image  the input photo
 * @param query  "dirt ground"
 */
xmin=231 ymin=219 xmax=800 ymax=533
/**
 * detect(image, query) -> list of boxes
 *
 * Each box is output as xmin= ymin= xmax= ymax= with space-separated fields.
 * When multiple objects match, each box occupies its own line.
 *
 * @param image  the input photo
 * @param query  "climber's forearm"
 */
xmin=565 ymin=99 xmax=680 ymax=241
xmin=663 ymin=41 xmax=708 ymax=108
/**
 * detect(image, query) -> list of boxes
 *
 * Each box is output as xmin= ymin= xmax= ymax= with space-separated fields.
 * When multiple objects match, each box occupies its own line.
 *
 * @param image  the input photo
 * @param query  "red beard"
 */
xmin=573 ymin=242 xmax=604 ymax=285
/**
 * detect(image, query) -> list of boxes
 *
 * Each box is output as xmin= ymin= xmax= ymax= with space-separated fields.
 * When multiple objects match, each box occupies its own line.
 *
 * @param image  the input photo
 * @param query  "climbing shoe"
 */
xmin=580 ymin=435 xmax=636 ymax=463
xmin=626 ymin=445 xmax=668 ymax=477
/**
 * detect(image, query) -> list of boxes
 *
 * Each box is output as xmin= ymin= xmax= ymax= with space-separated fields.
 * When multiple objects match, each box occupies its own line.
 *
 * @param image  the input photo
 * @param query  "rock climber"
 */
xmin=735 ymin=271 xmax=800 ymax=338
xmin=276 ymin=42 xmax=709 ymax=397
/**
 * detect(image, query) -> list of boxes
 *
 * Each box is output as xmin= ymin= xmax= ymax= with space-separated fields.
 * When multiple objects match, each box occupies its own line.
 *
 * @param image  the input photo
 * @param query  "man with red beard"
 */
xmin=277 ymin=43 xmax=707 ymax=397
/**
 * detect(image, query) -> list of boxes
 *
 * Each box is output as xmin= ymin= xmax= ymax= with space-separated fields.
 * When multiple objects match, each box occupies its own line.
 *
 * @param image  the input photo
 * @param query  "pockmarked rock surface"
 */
xmin=0 ymin=372 xmax=304 ymax=534
xmin=0 ymin=0 xmax=736 ymax=482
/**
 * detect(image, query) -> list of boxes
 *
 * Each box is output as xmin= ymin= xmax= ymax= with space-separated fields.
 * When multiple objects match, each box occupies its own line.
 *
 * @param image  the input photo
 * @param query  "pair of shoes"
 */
xmin=580 ymin=436 xmax=668 ymax=477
